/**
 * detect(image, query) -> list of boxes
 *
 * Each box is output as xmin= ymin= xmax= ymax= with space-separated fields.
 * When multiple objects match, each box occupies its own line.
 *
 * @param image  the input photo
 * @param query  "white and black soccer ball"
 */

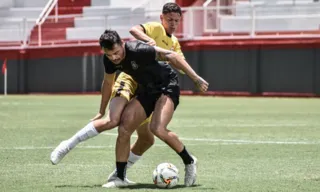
xmin=152 ymin=163 xmax=179 ymax=189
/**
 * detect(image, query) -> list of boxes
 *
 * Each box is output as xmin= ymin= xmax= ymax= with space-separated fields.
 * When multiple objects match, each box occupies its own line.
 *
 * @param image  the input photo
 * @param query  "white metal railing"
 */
xmin=35 ymin=0 xmax=58 ymax=46
xmin=203 ymin=0 xmax=218 ymax=33
xmin=1 ymin=4 xmax=320 ymax=48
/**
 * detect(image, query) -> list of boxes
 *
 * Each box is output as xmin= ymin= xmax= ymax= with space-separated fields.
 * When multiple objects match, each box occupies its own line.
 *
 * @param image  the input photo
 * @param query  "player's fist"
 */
xmin=194 ymin=76 xmax=209 ymax=93
xmin=147 ymin=39 xmax=156 ymax=46
xmin=91 ymin=112 xmax=105 ymax=121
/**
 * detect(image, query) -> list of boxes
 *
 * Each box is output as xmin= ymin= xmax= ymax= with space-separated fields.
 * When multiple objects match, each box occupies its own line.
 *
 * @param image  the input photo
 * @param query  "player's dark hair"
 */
xmin=162 ymin=2 xmax=182 ymax=16
xmin=99 ymin=29 xmax=122 ymax=50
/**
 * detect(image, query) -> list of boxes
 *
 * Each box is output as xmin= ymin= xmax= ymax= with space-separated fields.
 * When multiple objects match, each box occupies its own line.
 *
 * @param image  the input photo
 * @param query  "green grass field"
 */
xmin=0 ymin=95 xmax=319 ymax=192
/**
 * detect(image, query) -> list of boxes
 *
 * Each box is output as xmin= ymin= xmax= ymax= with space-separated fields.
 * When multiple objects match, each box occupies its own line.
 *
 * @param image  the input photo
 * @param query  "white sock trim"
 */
xmin=127 ymin=151 xmax=141 ymax=168
xmin=67 ymin=122 xmax=99 ymax=149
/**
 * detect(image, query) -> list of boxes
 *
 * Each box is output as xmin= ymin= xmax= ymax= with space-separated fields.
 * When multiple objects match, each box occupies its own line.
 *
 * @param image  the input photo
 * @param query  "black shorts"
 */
xmin=136 ymin=84 xmax=180 ymax=117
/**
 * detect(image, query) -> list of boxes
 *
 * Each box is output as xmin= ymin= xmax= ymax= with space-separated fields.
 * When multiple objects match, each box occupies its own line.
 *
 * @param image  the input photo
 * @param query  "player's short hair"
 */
xmin=99 ymin=29 xmax=122 ymax=50
xmin=162 ymin=2 xmax=182 ymax=16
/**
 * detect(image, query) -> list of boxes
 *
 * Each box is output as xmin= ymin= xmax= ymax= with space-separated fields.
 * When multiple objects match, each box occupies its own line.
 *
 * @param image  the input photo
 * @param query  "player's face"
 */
xmin=103 ymin=43 xmax=125 ymax=64
xmin=161 ymin=12 xmax=181 ymax=35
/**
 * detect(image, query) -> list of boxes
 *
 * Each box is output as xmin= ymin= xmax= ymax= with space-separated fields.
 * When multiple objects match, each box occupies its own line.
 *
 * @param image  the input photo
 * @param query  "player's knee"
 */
xmin=117 ymin=126 xmax=131 ymax=142
xmin=150 ymin=124 xmax=166 ymax=139
xmin=101 ymin=116 xmax=120 ymax=129
xmin=109 ymin=118 xmax=120 ymax=128
xmin=117 ymin=124 xmax=134 ymax=143
xmin=117 ymin=116 xmax=135 ymax=140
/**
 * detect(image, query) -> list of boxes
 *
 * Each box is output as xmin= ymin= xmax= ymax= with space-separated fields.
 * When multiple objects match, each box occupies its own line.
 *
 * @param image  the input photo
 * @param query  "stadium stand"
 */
xmin=30 ymin=0 xmax=170 ymax=44
xmin=220 ymin=0 xmax=320 ymax=33
xmin=29 ymin=0 xmax=92 ymax=45
xmin=66 ymin=0 xmax=169 ymax=40
xmin=1 ymin=0 xmax=320 ymax=46
xmin=0 ymin=0 xmax=47 ymax=43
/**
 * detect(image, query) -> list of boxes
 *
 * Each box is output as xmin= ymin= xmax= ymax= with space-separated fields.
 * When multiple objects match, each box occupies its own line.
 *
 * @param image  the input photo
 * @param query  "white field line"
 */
xmin=0 ymin=133 xmax=319 ymax=151
xmin=0 ymin=143 xmax=238 ymax=150
xmin=182 ymin=123 xmax=311 ymax=127
xmin=102 ymin=132 xmax=320 ymax=145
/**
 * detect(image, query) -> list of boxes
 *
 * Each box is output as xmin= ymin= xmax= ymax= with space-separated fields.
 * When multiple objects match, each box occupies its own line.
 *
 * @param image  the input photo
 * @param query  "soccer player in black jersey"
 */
xmin=99 ymin=30 xmax=208 ymax=188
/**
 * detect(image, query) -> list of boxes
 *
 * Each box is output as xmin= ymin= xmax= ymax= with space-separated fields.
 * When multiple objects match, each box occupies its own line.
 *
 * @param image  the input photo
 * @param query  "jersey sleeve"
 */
xmin=173 ymin=40 xmax=185 ymax=60
xmin=103 ymin=55 xmax=116 ymax=74
xmin=140 ymin=22 xmax=162 ymax=39
xmin=172 ymin=38 xmax=186 ymax=74
xmin=136 ymin=41 xmax=156 ymax=63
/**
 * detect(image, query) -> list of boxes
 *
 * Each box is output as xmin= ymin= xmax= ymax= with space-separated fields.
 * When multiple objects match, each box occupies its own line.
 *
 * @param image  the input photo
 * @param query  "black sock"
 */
xmin=178 ymin=146 xmax=194 ymax=164
xmin=116 ymin=162 xmax=127 ymax=181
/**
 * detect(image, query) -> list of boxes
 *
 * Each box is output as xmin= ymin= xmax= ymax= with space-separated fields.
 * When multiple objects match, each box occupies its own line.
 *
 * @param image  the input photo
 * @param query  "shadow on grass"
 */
xmin=55 ymin=184 xmax=101 ymax=188
xmin=55 ymin=183 xmax=216 ymax=190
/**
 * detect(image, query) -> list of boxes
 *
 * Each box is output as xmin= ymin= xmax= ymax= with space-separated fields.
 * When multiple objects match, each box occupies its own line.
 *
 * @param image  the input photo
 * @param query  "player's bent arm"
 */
xmin=154 ymin=46 xmax=209 ymax=92
xmin=155 ymin=46 xmax=197 ymax=80
xmin=98 ymin=73 xmax=116 ymax=114
xmin=129 ymin=25 xmax=155 ymax=45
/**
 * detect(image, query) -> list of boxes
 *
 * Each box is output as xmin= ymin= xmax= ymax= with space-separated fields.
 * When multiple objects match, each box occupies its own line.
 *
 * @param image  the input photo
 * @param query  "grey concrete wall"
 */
xmin=0 ymin=47 xmax=320 ymax=95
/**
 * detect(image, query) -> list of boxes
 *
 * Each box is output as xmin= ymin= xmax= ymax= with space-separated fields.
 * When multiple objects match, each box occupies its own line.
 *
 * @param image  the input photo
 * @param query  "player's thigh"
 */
xmin=150 ymin=94 xmax=176 ymax=132
xmin=119 ymin=98 xmax=147 ymax=135
xmin=107 ymin=96 xmax=128 ymax=123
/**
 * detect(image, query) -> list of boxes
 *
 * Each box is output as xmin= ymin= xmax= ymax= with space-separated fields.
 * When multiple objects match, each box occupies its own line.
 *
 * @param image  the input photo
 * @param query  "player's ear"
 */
xmin=160 ymin=14 xmax=163 ymax=22
xmin=121 ymin=40 xmax=125 ymax=47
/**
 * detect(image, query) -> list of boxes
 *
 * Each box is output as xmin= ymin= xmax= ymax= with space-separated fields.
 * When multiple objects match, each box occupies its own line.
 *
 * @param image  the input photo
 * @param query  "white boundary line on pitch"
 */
xmin=102 ymin=132 xmax=320 ymax=145
xmin=1 ymin=134 xmax=319 ymax=151
xmin=0 ymin=143 xmax=239 ymax=150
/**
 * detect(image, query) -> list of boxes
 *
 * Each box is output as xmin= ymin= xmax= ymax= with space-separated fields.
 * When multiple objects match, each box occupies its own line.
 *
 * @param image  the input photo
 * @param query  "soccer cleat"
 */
xmin=50 ymin=140 xmax=70 ymax=165
xmin=102 ymin=177 xmax=136 ymax=188
xmin=107 ymin=169 xmax=118 ymax=182
xmin=184 ymin=155 xmax=197 ymax=187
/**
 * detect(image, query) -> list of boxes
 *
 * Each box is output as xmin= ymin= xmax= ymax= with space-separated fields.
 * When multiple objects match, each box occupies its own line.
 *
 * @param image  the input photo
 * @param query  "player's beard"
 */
xmin=113 ymin=59 xmax=121 ymax=64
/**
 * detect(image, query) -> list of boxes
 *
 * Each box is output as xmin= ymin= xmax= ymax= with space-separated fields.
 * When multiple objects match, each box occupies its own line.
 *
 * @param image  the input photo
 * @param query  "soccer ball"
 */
xmin=152 ymin=163 xmax=179 ymax=189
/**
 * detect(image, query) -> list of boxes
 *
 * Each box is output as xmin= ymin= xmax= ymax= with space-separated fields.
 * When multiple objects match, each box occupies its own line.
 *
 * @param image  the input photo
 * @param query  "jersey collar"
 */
xmin=166 ymin=31 xmax=172 ymax=38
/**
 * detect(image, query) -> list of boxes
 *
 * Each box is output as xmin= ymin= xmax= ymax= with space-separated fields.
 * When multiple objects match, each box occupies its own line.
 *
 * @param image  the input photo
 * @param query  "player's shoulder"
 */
xmin=103 ymin=54 xmax=113 ymax=66
xmin=126 ymin=40 xmax=152 ymax=52
xmin=144 ymin=21 xmax=163 ymax=28
xmin=171 ymin=34 xmax=180 ymax=44
xmin=144 ymin=22 xmax=165 ymax=33
xmin=102 ymin=54 xmax=117 ymax=73
xmin=103 ymin=54 xmax=111 ymax=63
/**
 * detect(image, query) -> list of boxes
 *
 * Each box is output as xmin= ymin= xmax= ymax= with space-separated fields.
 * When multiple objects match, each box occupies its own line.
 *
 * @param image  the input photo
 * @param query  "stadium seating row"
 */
xmin=0 ymin=0 xmax=320 ymax=43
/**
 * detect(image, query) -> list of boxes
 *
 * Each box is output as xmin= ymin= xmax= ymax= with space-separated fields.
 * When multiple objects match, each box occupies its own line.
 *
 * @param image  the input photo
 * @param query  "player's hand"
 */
xmin=146 ymin=39 xmax=156 ymax=46
xmin=194 ymin=76 xmax=209 ymax=93
xmin=91 ymin=112 xmax=105 ymax=121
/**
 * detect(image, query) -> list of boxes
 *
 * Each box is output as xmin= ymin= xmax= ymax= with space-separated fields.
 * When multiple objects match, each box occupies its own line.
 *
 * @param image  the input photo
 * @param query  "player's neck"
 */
xmin=161 ymin=23 xmax=172 ymax=37
xmin=164 ymin=29 xmax=172 ymax=37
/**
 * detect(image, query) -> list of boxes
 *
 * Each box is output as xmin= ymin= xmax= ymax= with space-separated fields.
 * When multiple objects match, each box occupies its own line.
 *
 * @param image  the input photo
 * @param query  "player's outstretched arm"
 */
xmin=129 ymin=25 xmax=156 ymax=46
xmin=91 ymin=73 xmax=115 ymax=121
xmin=154 ymin=46 xmax=209 ymax=92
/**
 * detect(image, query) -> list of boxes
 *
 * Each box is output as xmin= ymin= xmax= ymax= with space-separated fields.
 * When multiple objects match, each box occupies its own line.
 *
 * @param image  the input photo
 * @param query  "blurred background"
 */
xmin=0 ymin=0 xmax=320 ymax=96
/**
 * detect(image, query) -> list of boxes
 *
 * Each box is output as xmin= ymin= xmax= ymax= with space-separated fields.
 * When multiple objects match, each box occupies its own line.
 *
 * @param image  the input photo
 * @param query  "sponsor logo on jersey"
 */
xmin=162 ymin=40 xmax=169 ymax=46
xmin=131 ymin=61 xmax=138 ymax=70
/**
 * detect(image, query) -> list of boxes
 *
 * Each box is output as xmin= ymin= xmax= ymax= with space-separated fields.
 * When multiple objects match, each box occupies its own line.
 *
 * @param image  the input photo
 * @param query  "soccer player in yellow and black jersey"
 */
xmin=50 ymin=2 xmax=189 ymax=185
